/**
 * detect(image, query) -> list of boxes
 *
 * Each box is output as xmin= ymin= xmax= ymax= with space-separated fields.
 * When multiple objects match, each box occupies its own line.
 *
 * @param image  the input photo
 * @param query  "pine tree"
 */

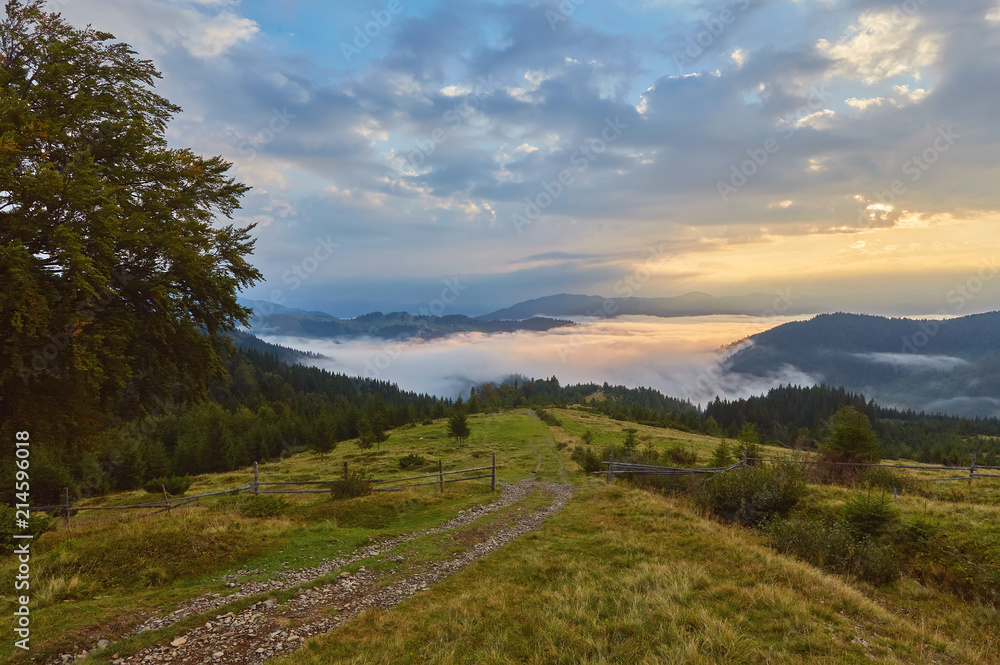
xmin=822 ymin=406 xmax=882 ymax=463
xmin=447 ymin=407 xmax=471 ymax=442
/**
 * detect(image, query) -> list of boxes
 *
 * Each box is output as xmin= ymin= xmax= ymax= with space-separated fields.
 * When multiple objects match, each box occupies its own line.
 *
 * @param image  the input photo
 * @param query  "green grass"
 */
xmin=274 ymin=484 xmax=978 ymax=665
xmin=3 ymin=407 xmax=1000 ymax=664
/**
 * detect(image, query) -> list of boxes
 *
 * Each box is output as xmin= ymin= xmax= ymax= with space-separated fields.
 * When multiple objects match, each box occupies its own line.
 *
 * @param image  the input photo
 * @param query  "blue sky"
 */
xmin=54 ymin=0 xmax=1000 ymax=317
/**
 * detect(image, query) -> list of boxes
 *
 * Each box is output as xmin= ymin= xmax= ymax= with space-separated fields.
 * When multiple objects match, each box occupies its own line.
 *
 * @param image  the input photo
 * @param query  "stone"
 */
xmin=170 ymin=637 xmax=187 ymax=647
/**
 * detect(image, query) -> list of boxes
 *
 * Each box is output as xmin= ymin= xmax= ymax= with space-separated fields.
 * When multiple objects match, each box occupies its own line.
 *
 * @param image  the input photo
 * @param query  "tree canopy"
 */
xmin=0 ymin=1 xmax=260 ymax=445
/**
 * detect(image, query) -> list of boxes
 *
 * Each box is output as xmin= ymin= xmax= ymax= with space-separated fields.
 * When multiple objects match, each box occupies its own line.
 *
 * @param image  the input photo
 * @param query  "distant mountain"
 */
xmin=479 ymin=292 xmax=824 ymax=320
xmin=725 ymin=311 xmax=1000 ymax=417
xmin=242 ymin=302 xmax=574 ymax=341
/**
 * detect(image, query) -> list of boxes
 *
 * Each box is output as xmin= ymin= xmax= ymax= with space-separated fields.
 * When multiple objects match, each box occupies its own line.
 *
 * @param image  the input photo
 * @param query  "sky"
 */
xmin=52 ymin=0 xmax=1000 ymax=318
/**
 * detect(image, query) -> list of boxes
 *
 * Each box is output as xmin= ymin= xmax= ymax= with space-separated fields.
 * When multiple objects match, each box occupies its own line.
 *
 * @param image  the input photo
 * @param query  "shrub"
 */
xmin=570 ymin=445 xmax=603 ymax=474
xmin=821 ymin=406 xmax=882 ymax=463
xmin=555 ymin=441 xmax=568 ymax=451
xmin=663 ymin=443 xmax=698 ymax=467
xmin=0 ymin=505 xmax=55 ymax=552
xmin=534 ymin=408 xmax=562 ymax=427
xmin=767 ymin=515 xmax=855 ymax=572
xmin=421 ymin=418 xmax=434 ymax=426
xmin=281 ymin=444 xmax=310 ymax=459
xmin=766 ymin=515 xmax=901 ymax=585
xmin=220 ymin=493 xmax=286 ymax=518
xmin=399 ymin=453 xmax=427 ymax=470
xmin=698 ymin=464 xmax=806 ymax=526
xmin=709 ymin=439 xmax=734 ymax=468
xmin=863 ymin=466 xmax=917 ymax=494
xmin=622 ymin=428 xmax=639 ymax=453
xmin=143 ymin=476 xmax=191 ymax=496
xmin=329 ymin=469 xmax=372 ymax=500
xmin=842 ymin=493 xmax=900 ymax=539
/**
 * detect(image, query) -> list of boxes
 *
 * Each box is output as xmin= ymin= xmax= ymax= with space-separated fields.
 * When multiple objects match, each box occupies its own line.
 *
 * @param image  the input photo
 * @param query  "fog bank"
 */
xmin=257 ymin=315 xmax=822 ymax=406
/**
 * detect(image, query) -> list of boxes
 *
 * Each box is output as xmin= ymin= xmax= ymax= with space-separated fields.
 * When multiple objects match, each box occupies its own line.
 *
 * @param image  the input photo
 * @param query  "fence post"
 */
xmin=343 ymin=460 xmax=348 ymax=480
xmin=62 ymin=487 xmax=70 ymax=526
xmin=491 ymin=452 xmax=496 ymax=491
xmin=606 ymin=444 xmax=615 ymax=485
xmin=253 ymin=461 xmax=259 ymax=495
xmin=970 ymin=451 xmax=977 ymax=487
xmin=742 ymin=447 xmax=748 ymax=467
xmin=161 ymin=484 xmax=171 ymax=514
xmin=439 ymin=460 xmax=444 ymax=493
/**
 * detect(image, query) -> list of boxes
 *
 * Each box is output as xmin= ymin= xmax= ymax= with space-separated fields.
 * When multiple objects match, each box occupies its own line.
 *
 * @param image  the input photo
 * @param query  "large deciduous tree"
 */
xmin=0 ymin=2 xmax=260 ymax=475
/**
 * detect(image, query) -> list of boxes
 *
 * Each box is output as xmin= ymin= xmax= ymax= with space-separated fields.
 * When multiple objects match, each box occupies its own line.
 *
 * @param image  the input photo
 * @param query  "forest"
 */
xmin=11 ymin=332 xmax=1000 ymax=507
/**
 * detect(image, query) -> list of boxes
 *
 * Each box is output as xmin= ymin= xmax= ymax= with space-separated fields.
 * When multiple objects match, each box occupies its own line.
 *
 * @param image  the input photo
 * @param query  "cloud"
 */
xmin=816 ymin=11 xmax=940 ymax=84
xmin=51 ymin=0 xmax=1000 ymax=316
xmin=255 ymin=315 xmax=811 ymax=401
xmin=56 ymin=0 xmax=258 ymax=59
xmin=852 ymin=352 xmax=971 ymax=372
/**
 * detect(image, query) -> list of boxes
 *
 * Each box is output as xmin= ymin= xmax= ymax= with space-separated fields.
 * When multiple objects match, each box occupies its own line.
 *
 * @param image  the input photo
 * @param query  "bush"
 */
xmin=842 ymin=493 xmax=900 ymax=539
xmin=766 ymin=515 xmax=901 ymax=585
xmin=143 ymin=476 xmax=191 ymax=496
xmin=220 ymin=493 xmax=286 ymax=518
xmin=329 ymin=469 xmax=372 ymax=500
xmin=555 ymin=441 xmax=568 ymax=451
xmin=281 ymin=444 xmax=310 ymax=459
xmin=570 ymin=445 xmax=603 ymax=474
xmin=534 ymin=408 xmax=562 ymax=427
xmin=0 ymin=505 xmax=55 ymax=553
xmin=662 ymin=443 xmax=698 ymax=467
xmin=821 ymin=406 xmax=882 ymax=463
xmin=698 ymin=464 xmax=806 ymax=526
xmin=709 ymin=439 xmax=734 ymax=468
xmin=863 ymin=466 xmax=917 ymax=494
xmin=421 ymin=418 xmax=434 ymax=426
xmin=399 ymin=453 xmax=427 ymax=470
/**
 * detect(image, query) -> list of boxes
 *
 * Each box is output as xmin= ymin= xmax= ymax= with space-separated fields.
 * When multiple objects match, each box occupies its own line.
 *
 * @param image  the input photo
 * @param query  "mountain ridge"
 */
xmin=240 ymin=300 xmax=575 ymax=341
xmin=479 ymin=291 xmax=825 ymax=320
xmin=725 ymin=310 xmax=1000 ymax=417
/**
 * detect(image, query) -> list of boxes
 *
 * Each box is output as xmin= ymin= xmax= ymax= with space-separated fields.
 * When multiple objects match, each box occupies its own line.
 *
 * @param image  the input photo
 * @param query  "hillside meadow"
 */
xmin=1 ymin=407 xmax=997 ymax=664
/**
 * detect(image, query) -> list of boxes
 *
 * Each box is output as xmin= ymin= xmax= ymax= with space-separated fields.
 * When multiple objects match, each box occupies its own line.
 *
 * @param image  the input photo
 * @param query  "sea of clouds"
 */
xmin=256 ymin=314 xmax=820 ymax=406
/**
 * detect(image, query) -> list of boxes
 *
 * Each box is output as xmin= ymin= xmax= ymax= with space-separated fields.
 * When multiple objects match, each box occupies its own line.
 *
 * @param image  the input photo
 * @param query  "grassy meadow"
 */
xmin=2 ymin=406 xmax=999 ymax=663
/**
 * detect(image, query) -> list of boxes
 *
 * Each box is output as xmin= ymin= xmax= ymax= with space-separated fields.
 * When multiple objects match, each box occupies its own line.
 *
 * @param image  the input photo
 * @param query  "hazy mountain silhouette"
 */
xmin=240 ymin=299 xmax=574 ymax=341
xmin=479 ymin=291 xmax=823 ymax=320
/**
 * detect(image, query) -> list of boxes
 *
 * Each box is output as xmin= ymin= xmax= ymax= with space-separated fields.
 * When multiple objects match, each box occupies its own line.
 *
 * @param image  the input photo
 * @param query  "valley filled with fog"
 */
xmin=257 ymin=314 xmax=818 ymax=406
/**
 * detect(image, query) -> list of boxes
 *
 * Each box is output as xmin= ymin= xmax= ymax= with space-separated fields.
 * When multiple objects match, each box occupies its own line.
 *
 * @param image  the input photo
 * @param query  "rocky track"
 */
xmin=54 ymin=479 xmax=573 ymax=665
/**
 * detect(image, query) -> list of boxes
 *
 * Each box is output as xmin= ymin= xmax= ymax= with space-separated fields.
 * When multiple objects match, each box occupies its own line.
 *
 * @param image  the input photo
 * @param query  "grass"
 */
xmin=3 ymin=406 xmax=1000 ymax=663
xmin=273 ymin=483 xmax=978 ymax=665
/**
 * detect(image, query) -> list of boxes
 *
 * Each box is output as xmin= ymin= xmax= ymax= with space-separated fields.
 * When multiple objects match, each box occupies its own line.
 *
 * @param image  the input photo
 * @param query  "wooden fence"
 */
xmin=597 ymin=448 xmax=1000 ymax=486
xmin=26 ymin=453 xmax=498 ymax=523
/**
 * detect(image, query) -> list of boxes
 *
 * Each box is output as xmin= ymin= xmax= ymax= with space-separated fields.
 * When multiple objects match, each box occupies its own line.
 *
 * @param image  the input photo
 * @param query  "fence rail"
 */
xmin=595 ymin=449 xmax=998 ymax=485
xmin=22 ymin=453 xmax=498 ymax=523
